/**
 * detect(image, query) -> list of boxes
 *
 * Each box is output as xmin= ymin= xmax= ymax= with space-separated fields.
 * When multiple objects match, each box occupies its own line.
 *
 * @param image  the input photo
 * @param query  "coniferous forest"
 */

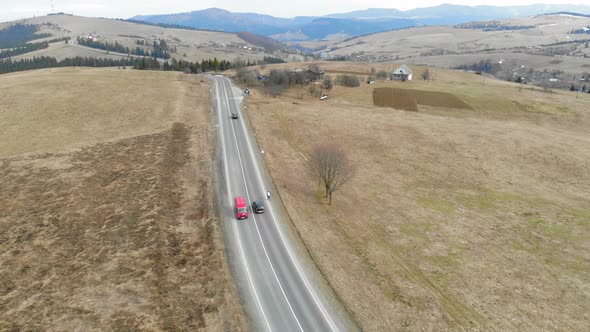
xmin=76 ymin=37 xmax=172 ymax=59
xmin=0 ymin=24 xmax=52 ymax=49
xmin=0 ymin=55 xmax=283 ymax=75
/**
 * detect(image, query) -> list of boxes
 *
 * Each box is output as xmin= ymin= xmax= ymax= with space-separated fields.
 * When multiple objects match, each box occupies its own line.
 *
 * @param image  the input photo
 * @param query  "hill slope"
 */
xmin=0 ymin=14 xmax=291 ymax=62
xmin=319 ymin=14 xmax=590 ymax=84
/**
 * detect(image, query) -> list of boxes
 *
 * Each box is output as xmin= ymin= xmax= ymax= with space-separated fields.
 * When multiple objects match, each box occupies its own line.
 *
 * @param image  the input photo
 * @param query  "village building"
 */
xmin=392 ymin=64 xmax=413 ymax=81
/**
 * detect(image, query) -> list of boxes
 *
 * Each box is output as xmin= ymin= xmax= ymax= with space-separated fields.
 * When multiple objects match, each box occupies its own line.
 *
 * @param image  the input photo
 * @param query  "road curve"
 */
xmin=211 ymin=75 xmax=357 ymax=332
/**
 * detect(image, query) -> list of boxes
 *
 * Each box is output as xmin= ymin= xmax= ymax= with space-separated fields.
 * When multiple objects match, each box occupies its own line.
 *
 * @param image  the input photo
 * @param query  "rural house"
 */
xmin=392 ymin=65 xmax=413 ymax=81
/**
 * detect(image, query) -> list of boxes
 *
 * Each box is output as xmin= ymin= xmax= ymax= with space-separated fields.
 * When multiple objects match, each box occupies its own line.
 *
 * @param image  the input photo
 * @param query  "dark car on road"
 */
xmin=252 ymin=200 xmax=265 ymax=214
xmin=231 ymin=112 xmax=238 ymax=119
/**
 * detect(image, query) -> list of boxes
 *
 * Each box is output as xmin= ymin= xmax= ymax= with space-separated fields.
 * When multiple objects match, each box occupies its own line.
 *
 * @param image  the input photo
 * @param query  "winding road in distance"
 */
xmin=211 ymin=75 xmax=358 ymax=332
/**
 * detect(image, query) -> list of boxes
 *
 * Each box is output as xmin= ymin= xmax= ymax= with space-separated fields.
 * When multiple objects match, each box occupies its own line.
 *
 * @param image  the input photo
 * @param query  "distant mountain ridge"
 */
xmin=131 ymin=4 xmax=590 ymax=41
xmin=327 ymin=4 xmax=590 ymax=19
xmin=132 ymin=8 xmax=315 ymax=36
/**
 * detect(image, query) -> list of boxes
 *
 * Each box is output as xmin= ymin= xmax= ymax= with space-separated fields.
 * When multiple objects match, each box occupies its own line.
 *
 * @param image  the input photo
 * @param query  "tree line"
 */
xmin=124 ymin=19 xmax=213 ymax=33
xmin=159 ymin=56 xmax=285 ymax=74
xmin=260 ymin=56 xmax=286 ymax=64
xmin=135 ymin=39 xmax=178 ymax=54
xmin=569 ymin=26 xmax=590 ymax=34
xmin=457 ymin=22 xmax=534 ymax=31
xmin=0 ymin=42 xmax=49 ymax=59
xmin=0 ymin=24 xmax=52 ymax=49
xmin=454 ymin=59 xmax=501 ymax=74
xmin=160 ymin=58 xmax=234 ymax=73
xmin=237 ymin=64 xmax=364 ymax=96
xmin=258 ymin=68 xmax=322 ymax=96
xmin=0 ymin=54 xmax=282 ymax=75
xmin=76 ymin=37 xmax=171 ymax=59
xmin=0 ymin=37 xmax=70 ymax=60
xmin=0 ymin=56 xmax=140 ymax=74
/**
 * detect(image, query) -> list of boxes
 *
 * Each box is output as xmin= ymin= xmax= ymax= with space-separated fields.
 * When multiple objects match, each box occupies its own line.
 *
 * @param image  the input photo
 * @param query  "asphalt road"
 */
xmin=211 ymin=76 xmax=355 ymax=332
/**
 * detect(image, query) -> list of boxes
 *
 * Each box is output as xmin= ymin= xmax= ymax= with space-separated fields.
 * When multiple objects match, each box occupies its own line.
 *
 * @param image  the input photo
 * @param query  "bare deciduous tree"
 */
xmin=321 ymin=75 xmax=333 ymax=90
xmin=308 ymin=63 xmax=321 ymax=74
xmin=540 ymin=79 xmax=553 ymax=93
xmin=335 ymin=74 xmax=360 ymax=87
xmin=309 ymin=144 xmax=354 ymax=205
xmin=236 ymin=68 xmax=258 ymax=87
xmin=376 ymin=70 xmax=389 ymax=80
xmin=421 ymin=69 xmax=430 ymax=81
xmin=308 ymin=85 xmax=321 ymax=97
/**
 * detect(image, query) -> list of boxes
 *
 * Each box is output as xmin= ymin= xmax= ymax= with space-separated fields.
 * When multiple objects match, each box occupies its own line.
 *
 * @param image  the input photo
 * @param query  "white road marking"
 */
xmin=220 ymin=79 xmax=305 ymax=332
xmin=214 ymin=79 xmax=272 ymax=332
xmin=225 ymin=77 xmax=339 ymax=332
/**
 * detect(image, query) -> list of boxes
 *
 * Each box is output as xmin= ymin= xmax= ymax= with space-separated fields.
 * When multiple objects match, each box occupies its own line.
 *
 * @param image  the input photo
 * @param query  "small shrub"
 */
xmin=264 ymin=84 xmax=284 ymax=97
xmin=336 ymin=74 xmax=360 ymax=87
xmin=236 ymin=68 xmax=258 ymax=87
xmin=309 ymin=86 xmax=321 ymax=97
xmin=376 ymin=70 xmax=389 ymax=79
xmin=322 ymin=75 xmax=333 ymax=90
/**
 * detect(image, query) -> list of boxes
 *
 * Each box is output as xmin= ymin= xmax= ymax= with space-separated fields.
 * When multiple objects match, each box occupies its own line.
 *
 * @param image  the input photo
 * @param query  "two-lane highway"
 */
xmin=211 ymin=75 xmax=355 ymax=331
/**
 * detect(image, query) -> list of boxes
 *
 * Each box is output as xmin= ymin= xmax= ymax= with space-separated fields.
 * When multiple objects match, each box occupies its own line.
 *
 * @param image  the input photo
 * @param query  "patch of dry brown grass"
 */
xmin=243 ymin=66 xmax=590 ymax=331
xmin=0 ymin=68 xmax=247 ymax=331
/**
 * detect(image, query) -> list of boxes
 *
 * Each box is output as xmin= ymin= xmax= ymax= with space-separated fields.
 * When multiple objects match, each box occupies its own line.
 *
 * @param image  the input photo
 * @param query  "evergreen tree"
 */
xmin=0 ymin=24 xmax=52 ymax=48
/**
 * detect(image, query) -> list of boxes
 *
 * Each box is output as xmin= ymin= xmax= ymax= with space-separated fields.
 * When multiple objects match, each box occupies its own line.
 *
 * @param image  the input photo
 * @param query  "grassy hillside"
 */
xmin=241 ymin=62 xmax=590 ymax=331
xmin=1 ymin=14 xmax=290 ymax=62
xmin=0 ymin=68 xmax=248 ymax=330
xmin=308 ymin=15 xmax=590 ymax=85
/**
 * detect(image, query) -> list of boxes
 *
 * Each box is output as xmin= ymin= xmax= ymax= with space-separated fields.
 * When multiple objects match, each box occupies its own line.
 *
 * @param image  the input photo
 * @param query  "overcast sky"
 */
xmin=1 ymin=1 xmax=586 ymax=23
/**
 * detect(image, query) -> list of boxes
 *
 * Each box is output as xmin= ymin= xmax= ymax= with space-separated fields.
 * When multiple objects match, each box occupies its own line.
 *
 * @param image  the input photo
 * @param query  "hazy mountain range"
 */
xmin=131 ymin=4 xmax=590 ymax=41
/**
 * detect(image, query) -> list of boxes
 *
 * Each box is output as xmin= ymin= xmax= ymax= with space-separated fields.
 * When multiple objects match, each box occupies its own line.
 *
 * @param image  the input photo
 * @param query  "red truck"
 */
xmin=234 ymin=196 xmax=248 ymax=220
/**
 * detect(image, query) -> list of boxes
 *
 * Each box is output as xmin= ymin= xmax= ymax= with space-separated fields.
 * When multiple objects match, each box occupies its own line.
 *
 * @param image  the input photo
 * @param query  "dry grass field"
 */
xmin=0 ymin=68 xmax=248 ymax=330
xmin=242 ymin=63 xmax=590 ymax=331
